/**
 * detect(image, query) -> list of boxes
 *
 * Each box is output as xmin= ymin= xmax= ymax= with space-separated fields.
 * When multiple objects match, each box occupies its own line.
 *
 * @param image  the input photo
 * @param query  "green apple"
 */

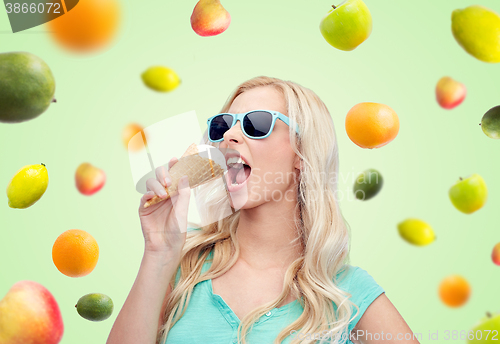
xmin=319 ymin=0 xmax=373 ymax=51
xmin=468 ymin=312 xmax=500 ymax=344
xmin=449 ymin=174 xmax=488 ymax=214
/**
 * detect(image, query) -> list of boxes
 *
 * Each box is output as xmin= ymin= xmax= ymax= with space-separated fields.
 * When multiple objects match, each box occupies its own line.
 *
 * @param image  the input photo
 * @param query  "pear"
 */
xmin=468 ymin=312 xmax=500 ymax=344
xmin=320 ymin=0 xmax=372 ymax=51
xmin=452 ymin=5 xmax=500 ymax=63
xmin=190 ymin=0 xmax=231 ymax=37
xmin=449 ymin=174 xmax=487 ymax=214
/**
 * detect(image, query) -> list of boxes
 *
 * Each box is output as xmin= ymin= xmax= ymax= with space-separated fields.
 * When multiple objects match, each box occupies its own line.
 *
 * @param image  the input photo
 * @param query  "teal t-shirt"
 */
xmin=165 ymin=228 xmax=384 ymax=344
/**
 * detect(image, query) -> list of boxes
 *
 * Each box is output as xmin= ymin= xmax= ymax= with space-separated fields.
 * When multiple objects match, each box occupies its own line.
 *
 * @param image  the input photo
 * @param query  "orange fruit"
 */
xmin=47 ymin=0 xmax=120 ymax=53
xmin=52 ymin=229 xmax=99 ymax=277
xmin=438 ymin=275 xmax=471 ymax=307
xmin=122 ymin=123 xmax=147 ymax=151
xmin=345 ymin=102 xmax=400 ymax=149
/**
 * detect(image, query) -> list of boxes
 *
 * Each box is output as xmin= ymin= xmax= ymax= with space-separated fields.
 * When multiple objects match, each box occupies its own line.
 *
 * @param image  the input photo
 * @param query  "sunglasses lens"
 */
xmin=244 ymin=111 xmax=273 ymax=138
xmin=209 ymin=114 xmax=233 ymax=141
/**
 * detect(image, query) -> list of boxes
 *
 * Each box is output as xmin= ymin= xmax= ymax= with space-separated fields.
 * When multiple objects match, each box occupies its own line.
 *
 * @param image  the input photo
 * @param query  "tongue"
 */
xmin=236 ymin=167 xmax=246 ymax=184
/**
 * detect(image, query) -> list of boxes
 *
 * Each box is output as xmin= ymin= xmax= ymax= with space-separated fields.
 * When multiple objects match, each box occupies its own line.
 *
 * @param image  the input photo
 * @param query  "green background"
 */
xmin=1 ymin=0 xmax=500 ymax=342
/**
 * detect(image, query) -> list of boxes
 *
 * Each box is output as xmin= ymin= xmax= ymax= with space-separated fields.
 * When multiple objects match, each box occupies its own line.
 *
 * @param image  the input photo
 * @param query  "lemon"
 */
xmin=141 ymin=66 xmax=181 ymax=92
xmin=397 ymin=218 xmax=436 ymax=246
xmin=7 ymin=163 xmax=49 ymax=209
xmin=452 ymin=5 xmax=500 ymax=63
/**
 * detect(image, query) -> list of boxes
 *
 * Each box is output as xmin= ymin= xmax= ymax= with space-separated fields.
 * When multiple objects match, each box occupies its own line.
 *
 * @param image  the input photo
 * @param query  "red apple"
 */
xmin=492 ymin=243 xmax=500 ymax=265
xmin=191 ymin=0 xmax=231 ymax=37
xmin=75 ymin=162 xmax=106 ymax=196
xmin=436 ymin=76 xmax=467 ymax=109
xmin=0 ymin=280 xmax=63 ymax=344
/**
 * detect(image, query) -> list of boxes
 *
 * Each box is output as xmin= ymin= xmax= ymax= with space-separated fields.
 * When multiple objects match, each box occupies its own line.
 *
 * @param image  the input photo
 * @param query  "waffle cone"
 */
xmin=143 ymin=143 xmax=224 ymax=208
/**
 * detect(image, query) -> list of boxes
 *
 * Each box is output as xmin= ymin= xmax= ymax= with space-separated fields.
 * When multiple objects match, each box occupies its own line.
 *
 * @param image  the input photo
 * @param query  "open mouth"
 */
xmin=226 ymin=156 xmax=251 ymax=187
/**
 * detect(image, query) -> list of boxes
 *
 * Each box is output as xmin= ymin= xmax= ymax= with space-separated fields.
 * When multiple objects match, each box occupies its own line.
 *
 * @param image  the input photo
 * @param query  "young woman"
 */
xmin=107 ymin=76 xmax=420 ymax=344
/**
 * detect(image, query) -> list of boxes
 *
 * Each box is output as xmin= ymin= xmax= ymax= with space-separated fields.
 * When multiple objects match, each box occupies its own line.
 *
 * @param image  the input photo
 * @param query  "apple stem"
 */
xmin=479 ymin=123 xmax=482 ymax=126
xmin=459 ymin=177 xmax=463 ymax=181
xmin=487 ymin=311 xmax=492 ymax=318
xmin=52 ymin=98 xmax=57 ymax=103
xmin=332 ymin=4 xmax=336 ymax=9
xmin=41 ymin=163 xmax=45 ymax=167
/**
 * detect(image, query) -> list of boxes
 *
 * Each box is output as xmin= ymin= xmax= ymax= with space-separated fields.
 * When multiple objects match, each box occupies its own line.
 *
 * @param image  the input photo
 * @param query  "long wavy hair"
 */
xmin=157 ymin=76 xmax=359 ymax=344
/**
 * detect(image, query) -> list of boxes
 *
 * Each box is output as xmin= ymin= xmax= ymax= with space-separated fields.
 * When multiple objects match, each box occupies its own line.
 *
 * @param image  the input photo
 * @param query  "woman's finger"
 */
xmin=145 ymin=178 xmax=168 ymax=198
xmin=156 ymin=157 xmax=177 ymax=187
xmin=139 ymin=190 xmax=155 ymax=208
xmin=168 ymin=157 xmax=178 ymax=171
xmin=140 ymin=190 xmax=174 ymax=211
xmin=155 ymin=165 xmax=169 ymax=188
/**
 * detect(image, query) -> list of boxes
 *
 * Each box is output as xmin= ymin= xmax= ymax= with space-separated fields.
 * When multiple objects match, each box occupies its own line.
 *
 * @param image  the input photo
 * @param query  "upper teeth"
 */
xmin=227 ymin=157 xmax=245 ymax=167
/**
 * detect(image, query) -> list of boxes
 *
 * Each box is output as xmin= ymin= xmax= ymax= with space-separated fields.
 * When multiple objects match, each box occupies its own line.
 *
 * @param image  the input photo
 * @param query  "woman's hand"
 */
xmin=138 ymin=157 xmax=191 ymax=259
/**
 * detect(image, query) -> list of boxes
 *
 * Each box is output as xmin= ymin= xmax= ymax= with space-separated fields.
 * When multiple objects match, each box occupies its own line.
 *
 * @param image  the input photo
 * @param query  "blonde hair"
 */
xmin=157 ymin=76 xmax=359 ymax=344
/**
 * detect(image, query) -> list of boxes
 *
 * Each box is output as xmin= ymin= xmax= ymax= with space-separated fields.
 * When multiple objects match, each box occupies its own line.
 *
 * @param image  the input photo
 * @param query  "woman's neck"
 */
xmin=235 ymin=197 xmax=303 ymax=272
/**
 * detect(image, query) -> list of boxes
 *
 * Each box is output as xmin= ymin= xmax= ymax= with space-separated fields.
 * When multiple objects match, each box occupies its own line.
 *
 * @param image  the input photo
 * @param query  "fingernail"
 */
xmin=159 ymin=189 xmax=167 ymax=197
xmin=164 ymin=177 xmax=171 ymax=186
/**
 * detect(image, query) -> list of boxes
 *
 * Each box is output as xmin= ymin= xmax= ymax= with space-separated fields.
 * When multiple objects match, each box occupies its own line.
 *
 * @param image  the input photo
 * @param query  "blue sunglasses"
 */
xmin=207 ymin=110 xmax=300 ymax=143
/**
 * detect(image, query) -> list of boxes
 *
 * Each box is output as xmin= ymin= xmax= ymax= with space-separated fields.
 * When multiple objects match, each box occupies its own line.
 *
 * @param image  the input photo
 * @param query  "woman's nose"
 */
xmin=223 ymin=120 xmax=244 ymax=143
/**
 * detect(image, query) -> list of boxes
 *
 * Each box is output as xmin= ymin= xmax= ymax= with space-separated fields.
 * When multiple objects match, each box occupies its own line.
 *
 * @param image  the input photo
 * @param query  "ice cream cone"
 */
xmin=143 ymin=143 xmax=224 ymax=208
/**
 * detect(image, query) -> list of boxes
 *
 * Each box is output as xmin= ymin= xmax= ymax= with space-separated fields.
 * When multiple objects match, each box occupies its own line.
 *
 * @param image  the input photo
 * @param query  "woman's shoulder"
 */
xmin=335 ymin=265 xmax=384 ymax=293
xmin=335 ymin=265 xmax=385 ymax=332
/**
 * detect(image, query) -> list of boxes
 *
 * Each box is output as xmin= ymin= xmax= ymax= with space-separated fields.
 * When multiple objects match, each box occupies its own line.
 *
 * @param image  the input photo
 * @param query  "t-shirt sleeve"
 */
xmin=347 ymin=267 xmax=385 ymax=333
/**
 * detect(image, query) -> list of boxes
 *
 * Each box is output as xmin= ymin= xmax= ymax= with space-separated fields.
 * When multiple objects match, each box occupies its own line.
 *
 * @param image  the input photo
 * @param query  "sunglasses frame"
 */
xmin=206 ymin=110 xmax=300 ymax=143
